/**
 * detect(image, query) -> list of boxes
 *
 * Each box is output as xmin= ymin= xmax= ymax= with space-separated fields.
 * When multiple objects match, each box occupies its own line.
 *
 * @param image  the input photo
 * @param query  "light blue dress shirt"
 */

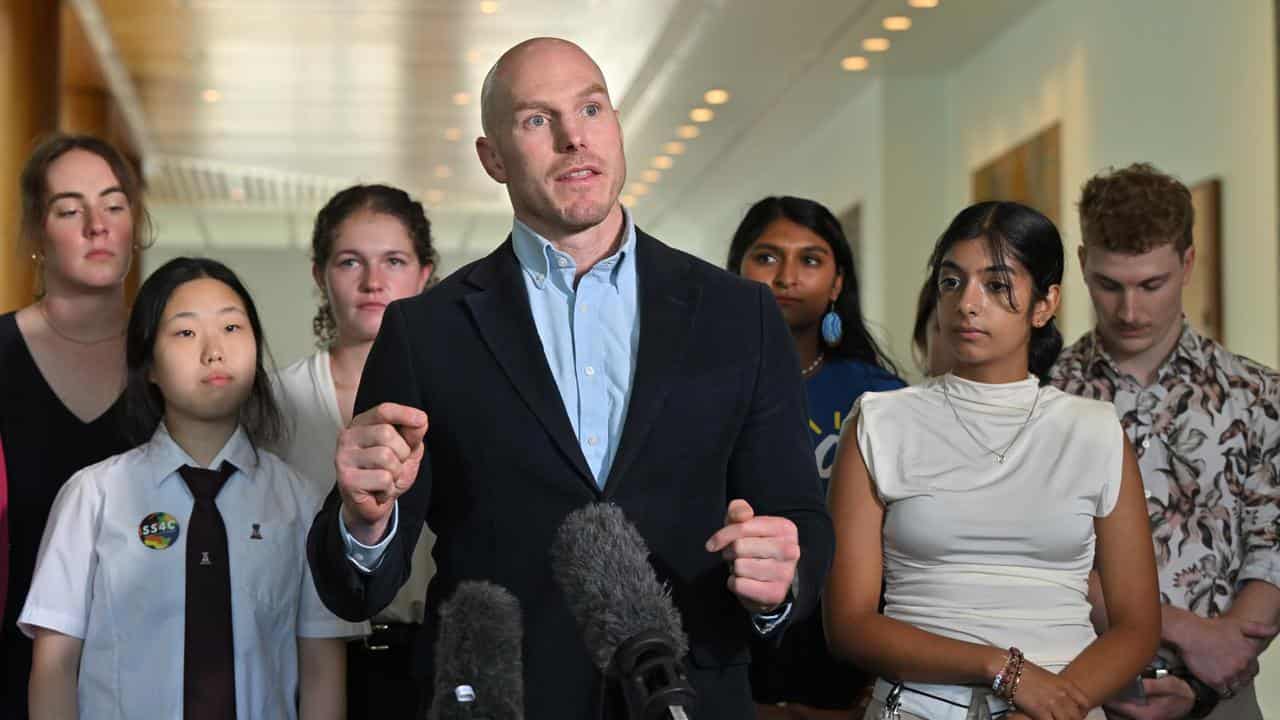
xmin=510 ymin=212 xmax=640 ymax=487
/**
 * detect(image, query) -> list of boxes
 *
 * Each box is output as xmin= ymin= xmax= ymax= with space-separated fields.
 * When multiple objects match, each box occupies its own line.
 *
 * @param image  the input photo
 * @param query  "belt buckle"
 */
xmin=364 ymin=623 xmax=391 ymax=652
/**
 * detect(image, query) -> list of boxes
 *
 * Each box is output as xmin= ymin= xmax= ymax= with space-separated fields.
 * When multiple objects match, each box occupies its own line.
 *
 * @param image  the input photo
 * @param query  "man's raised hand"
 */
xmin=335 ymin=402 xmax=428 ymax=544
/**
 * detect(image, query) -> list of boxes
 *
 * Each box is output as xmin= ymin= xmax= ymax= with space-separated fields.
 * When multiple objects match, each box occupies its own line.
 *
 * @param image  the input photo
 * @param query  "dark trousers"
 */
xmin=347 ymin=622 xmax=423 ymax=720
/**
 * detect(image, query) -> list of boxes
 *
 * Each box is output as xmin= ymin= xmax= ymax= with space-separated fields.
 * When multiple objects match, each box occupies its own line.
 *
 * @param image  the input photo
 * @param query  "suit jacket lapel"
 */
xmin=604 ymin=232 xmax=699 ymax=493
xmin=463 ymin=240 xmax=595 ymax=487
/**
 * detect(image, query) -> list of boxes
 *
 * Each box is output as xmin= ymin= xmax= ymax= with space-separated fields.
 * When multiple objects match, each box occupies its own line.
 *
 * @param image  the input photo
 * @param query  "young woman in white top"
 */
xmin=22 ymin=257 xmax=363 ymax=719
xmin=825 ymin=201 xmax=1160 ymax=720
xmin=271 ymin=184 xmax=435 ymax=716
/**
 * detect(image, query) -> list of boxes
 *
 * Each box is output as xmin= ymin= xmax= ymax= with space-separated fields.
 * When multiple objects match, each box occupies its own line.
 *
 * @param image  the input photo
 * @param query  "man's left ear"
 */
xmin=1032 ymin=285 xmax=1061 ymax=328
xmin=475 ymin=137 xmax=508 ymax=184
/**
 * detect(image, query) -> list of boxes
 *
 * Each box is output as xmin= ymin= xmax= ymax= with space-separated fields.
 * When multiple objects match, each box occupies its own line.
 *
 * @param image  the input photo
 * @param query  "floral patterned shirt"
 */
xmin=1050 ymin=322 xmax=1280 ymax=617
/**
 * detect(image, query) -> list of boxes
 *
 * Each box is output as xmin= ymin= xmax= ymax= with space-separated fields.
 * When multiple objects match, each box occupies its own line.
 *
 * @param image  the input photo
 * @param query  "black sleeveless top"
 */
xmin=0 ymin=311 xmax=130 ymax=718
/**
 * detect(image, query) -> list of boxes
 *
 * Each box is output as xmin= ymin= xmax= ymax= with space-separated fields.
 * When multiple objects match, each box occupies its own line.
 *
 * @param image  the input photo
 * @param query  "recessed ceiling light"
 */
xmin=630 ymin=183 xmax=650 ymax=196
xmin=641 ymin=169 xmax=661 ymax=183
xmin=434 ymin=165 xmax=453 ymax=179
xmin=689 ymin=108 xmax=715 ymax=123
xmin=703 ymin=89 xmax=730 ymax=105
xmin=841 ymin=56 xmax=869 ymax=72
xmin=652 ymin=156 xmax=674 ymax=170
xmin=452 ymin=92 xmax=471 ymax=106
xmin=620 ymin=194 xmax=637 ymax=208
xmin=426 ymin=189 xmax=445 ymax=204
xmin=479 ymin=1 xmax=499 ymax=14
xmin=443 ymin=127 xmax=463 ymax=142
xmin=908 ymin=0 xmax=939 ymax=7
xmin=662 ymin=141 xmax=686 ymax=156
xmin=883 ymin=16 xmax=912 ymax=31
xmin=862 ymin=37 xmax=891 ymax=52
xmin=676 ymin=125 xmax=700 ymax=140
xmin=201 ymin=88 xmax=221 ymax=103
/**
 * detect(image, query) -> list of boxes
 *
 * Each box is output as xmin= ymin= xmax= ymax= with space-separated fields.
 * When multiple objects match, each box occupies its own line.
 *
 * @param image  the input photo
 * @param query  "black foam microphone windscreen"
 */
xmin=550 ymin=503 xmax=694 ymax=719
xmin=428 ymin=580 xmax=524 ymax=720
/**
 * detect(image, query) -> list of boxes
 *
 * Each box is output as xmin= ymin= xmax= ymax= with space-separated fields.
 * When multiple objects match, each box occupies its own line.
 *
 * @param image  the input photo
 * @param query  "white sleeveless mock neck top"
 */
xmin=854 ymin=373 xmax=1124 ymax=670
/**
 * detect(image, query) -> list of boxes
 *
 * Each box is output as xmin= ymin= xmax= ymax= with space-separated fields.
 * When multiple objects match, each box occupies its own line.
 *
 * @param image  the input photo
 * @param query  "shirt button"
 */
xmin=556 ymin=257 xmax=569 ymax=268
xmin=584 ymin=366 xmax=595 ymax=377
xmin=587 ymin=435 xmax=599 ymax=446
xmin=1143 ymin=437 xmax=1151 ymax=449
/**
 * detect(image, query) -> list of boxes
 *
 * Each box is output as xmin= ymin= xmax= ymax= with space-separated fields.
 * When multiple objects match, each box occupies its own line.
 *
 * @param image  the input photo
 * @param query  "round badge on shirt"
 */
xmin=139 ymin=512 xmax=180 ymax=550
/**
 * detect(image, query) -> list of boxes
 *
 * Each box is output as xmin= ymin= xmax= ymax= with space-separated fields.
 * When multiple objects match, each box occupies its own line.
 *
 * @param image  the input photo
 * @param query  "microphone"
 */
xmin=550 ymin=503 xmax=696 ymax=720
xmin=428 ymin=580 xmax=524 ymax=720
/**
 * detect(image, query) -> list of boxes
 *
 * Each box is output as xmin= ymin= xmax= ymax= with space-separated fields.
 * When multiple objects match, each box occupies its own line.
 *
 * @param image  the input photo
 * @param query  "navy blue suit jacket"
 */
xmin=307 ymin=230 xmax=834 ymax=718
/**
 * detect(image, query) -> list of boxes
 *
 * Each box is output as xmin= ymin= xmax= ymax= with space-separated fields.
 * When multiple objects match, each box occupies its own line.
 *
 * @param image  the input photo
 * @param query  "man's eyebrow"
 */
xmin=512 ymin=99 xmax=553 ymax=115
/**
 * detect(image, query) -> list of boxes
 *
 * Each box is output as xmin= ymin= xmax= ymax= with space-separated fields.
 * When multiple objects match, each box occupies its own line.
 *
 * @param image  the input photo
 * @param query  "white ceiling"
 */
xmin=98 ymin=0 xmax=1042 ymax=260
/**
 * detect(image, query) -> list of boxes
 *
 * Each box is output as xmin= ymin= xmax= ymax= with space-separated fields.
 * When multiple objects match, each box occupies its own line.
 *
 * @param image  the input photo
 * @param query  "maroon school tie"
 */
xmin=179 ymin=461 xmax=238 ymax=720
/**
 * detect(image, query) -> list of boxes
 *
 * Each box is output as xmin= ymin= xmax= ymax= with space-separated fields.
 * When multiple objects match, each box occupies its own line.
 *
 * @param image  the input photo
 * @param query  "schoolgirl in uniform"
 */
xmin=21 ymin=257 xmax=365 ymax=720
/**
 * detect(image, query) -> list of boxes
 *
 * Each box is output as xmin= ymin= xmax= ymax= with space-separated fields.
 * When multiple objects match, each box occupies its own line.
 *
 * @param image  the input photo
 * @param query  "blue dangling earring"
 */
xmin=821 ymin=302 xmax=843 ymax=348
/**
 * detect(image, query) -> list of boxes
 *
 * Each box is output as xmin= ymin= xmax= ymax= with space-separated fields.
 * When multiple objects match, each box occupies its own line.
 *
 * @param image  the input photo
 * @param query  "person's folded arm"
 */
xmin=1223 ymin=581 xmax=1280 ymax=653
xmin=1224 ymin=383 xmax=1280 ymax=653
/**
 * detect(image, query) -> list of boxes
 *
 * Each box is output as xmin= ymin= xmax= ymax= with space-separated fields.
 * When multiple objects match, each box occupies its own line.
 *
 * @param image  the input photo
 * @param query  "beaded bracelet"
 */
xmin=1007 ymin=656 xmax=1026 ymax=702
xmin=992 ymin=647 xmax=1024 ymax=700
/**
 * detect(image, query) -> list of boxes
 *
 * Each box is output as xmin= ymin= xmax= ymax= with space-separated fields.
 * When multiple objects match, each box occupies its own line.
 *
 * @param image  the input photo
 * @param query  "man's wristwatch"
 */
xmin=1171 ymin=670 xmax=1220 ymax=719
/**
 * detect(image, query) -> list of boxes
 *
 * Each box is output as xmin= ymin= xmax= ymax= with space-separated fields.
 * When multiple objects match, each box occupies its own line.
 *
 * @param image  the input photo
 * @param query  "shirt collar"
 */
xmin=143 ymin=422 xmax=259 ymax=487
xmin=510 ymin=209 xmax=637 ymax=290
xmin=1084 ymin=317 xmax=1206 ymax=385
